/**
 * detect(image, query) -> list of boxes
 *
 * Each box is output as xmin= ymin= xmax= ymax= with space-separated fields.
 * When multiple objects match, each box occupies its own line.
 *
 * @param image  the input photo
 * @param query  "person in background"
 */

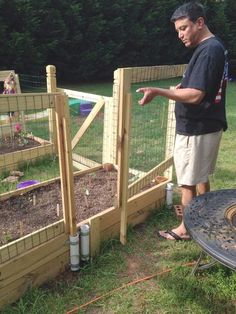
xmin=3 ymin=72 xmax=17 ymax=121
xmin=137 ymin=2 xmax=228 ymax=240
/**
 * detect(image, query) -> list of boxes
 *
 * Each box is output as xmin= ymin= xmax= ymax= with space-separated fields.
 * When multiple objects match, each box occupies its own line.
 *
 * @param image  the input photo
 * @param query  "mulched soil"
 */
xmin=0 ymin=137 xmax=160 ymax=246
xmin=0 ymin=169 xmax=118 ymax=245
xmin=0 ymin=135 xmax=41 ymax=155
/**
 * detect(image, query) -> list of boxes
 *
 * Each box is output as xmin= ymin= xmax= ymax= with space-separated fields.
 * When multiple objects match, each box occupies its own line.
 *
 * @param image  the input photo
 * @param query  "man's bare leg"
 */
xmin=159 ymin=181 xmax=211 ymax=240
xmin=197 ymin=181 xmax=210 ymax=195
xmin=159 ymin=185 xmax=196 ymax=240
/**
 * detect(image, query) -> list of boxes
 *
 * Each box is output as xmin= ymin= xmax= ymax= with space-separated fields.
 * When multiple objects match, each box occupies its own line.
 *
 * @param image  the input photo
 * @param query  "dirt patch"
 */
xmin=0 ymin=135 xmax=41 ymax=155
xmin=0 ymin=169 xmax=118 ymax=245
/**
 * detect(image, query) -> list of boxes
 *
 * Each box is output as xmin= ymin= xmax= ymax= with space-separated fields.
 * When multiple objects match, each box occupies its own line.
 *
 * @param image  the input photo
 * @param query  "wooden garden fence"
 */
xmin=0 ymin=63 xmax=186 ymax=309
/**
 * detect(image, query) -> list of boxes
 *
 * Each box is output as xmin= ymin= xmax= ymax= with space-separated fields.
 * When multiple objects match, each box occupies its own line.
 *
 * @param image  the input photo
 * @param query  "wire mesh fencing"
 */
xmin=128 ymin=75 xmax=181 ymax=183
xmin=69 ymin=98 xmax=105 ymax=168
xmin=0 ymin=95 xmax=59 ymax=194
xmin=19 ymin=73 xmax=47 ymax=92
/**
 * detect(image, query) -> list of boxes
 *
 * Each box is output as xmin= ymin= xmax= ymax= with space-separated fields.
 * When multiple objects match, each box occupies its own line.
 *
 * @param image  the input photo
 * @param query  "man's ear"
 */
xmin=196 ymin=17 xmax=205 ymax=28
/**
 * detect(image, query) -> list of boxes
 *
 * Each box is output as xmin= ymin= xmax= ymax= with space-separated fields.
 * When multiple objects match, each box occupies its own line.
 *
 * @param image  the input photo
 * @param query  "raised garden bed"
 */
xmin=0 ymin=166 xmax=162 ymax=246
xmin=0 ymin=135 xmax=54 ymax=174
xmin=0 ymin=168 xmax=117 ymax=245
xmin=0 ymin=135 xmax=41 ymax=155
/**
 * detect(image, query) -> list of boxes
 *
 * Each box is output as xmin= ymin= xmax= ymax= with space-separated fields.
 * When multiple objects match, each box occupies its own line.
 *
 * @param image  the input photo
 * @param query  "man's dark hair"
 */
xmin=171 ymin=2 xmax=206 ymax=23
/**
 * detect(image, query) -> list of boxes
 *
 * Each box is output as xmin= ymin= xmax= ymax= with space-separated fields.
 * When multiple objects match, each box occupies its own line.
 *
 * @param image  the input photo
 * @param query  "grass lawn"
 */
xmin=3 ymin=209 xmax=236 ymax=314
xmin=2 ymin=81 xmax=236 ymax=314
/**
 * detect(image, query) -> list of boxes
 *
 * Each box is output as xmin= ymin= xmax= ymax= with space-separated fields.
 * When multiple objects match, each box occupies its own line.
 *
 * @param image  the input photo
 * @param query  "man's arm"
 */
xmin=136 ymin=87 xmax=205 ymax=106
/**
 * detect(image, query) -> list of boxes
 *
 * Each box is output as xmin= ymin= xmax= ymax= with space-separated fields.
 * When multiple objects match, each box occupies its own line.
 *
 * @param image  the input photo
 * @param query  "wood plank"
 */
xmin=0 ymin=143 xmax=54 ymax=173
xmin=0 ymin=178 xmax=58 ymax=202
xmin=128 ymin=157 xmax=173 ymax=198
xmin=0 ymin=144 xmax=53 ymax=166
xmin=71 ymin=98 xmax=105 ymax=149
xmin=0 ymin=250 xmax=69 ymax=308
xmin=128 ymin=184 xmax=166 ymax=214
xmin=125 ymin=64 xmax=187 ymax=83
xmin=73 ymin=165 xmax=103 ymax=177
xmin=102 ymin=97 xmax=117 ymax=164
xmin=0 ymin=233 xmax=68 ymax=285
xmin=110 ymin=69 xmax=120 ymax=165
xmin=117 ymin=68 xmax=132 ymax=245
xmin=46 ymin=65 xmax=57 ymax=92
xmin=101 ymin=195 xmax=165 ymax=242
xmin=46 ymin=65 xmax=58 ymax=152
xmin=62 ymin=95 xmax=77 ymax=236
xmin=89 ymin=216 xmax=101 ymax=257
xmin=14 ymin=74 xmax=21 ymax=94
xmin=57 ymin=88 xmax=110 ymax=103
xmin=119 ymin=93 xmax=132 ymax=245
xmin=55 ymin=95 xmax=70 ymax=234
xmin=0 ymin=221 xmax=65 ymax=264
xmin=29 ymin=135 xmax=51 ymax=145
xmin=72 ymin=160 xmax=89 ymax=170
xmin=128 ymin=167 xmax=146 ymax=177
xmin=164 ymin=91 xmax=176 ymax=179
xmin=14 ymin=73 xmax=26 ymax=132
xmin=0 ymin=93 xmax=60 ymax=112
xmin=72 ymin=153 xmax=101 ymax=168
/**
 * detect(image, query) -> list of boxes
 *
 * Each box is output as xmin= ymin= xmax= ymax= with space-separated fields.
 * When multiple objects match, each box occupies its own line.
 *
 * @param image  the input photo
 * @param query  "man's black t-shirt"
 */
xmin=175 ymin=37 xmax=228 ymax=135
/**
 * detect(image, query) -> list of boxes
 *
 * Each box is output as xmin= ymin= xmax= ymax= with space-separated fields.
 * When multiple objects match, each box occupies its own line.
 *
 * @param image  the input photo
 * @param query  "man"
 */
xmin=137 ymin=2 xmax=228 ymax=240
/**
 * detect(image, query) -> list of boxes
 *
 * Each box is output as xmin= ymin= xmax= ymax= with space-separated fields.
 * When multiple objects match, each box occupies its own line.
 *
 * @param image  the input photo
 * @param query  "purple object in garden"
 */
xmin=17 ymin=180 xmax=40 ymax=189
xmin=80 ymin=102 xmax=93 ymax=116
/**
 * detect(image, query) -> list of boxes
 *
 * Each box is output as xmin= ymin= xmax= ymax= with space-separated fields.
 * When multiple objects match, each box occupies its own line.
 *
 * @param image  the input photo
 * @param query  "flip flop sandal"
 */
xmin=159 ymin=230 xmax=191 ymax=241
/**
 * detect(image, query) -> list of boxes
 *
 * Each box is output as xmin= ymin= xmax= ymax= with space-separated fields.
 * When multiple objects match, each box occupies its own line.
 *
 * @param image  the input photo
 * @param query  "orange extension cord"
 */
xmin=65 ymin=261 xmax=196 ymax=314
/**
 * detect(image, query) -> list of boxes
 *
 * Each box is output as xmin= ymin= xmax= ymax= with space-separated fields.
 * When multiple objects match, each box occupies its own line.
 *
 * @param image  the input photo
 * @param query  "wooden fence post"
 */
xmin=46 ymin=65 xmax=58 ymax=153
xmin=102 ymin=97 xmax=117 ymax=164
xmin=54 ymin=94 xmax=77 ymax=236
xmin=164 ymin=87 xmax=176 ymax=180
xmin=14 ymin=73 xmax=26 ymax=132
xmin=117 ymin=68 xmax=132 ymax=245
xmin=104 ymin=69 xmax=120 ymax=165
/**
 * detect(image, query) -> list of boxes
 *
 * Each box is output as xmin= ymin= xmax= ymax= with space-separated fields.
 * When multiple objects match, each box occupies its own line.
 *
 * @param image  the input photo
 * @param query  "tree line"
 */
xmin=0 ymin=0 xmax=235 ymax=82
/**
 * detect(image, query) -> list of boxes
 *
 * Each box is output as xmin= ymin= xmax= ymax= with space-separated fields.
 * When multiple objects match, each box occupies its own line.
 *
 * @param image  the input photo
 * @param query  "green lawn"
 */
xmin=3 ymin=208 xmax=236 ymax=314
xmin=210 ymin=81 xmax=236 ymax=190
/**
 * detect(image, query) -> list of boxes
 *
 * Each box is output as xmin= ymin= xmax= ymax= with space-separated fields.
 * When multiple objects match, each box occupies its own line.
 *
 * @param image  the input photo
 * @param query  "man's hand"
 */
xmin=136 ymin=87 xmax=157 ymax=106
xmin=175 ymin=83 xmax=182 ymax=89
xmin=137 ymin=85 xmax=205 ymax=106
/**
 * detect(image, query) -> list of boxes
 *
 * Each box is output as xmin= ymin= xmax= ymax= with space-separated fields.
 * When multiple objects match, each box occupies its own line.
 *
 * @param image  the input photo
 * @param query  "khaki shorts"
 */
xmin=174 ymin=131 xmax=223 ymax=186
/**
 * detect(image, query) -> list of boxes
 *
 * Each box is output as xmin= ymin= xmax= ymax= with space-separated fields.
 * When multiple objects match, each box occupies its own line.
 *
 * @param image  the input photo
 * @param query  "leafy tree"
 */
xmin=0 ymin=0 xmax=234 ymax=81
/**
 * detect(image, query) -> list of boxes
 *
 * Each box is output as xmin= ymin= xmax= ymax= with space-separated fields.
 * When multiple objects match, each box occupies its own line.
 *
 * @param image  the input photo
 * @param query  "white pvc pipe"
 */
xmin=69 ymin=233 xmax=80 ymax=271
xmin=80 ymin=224 xmax=90 ymax=262
xmin=166 ymin=182 xmax=174 ymax=209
